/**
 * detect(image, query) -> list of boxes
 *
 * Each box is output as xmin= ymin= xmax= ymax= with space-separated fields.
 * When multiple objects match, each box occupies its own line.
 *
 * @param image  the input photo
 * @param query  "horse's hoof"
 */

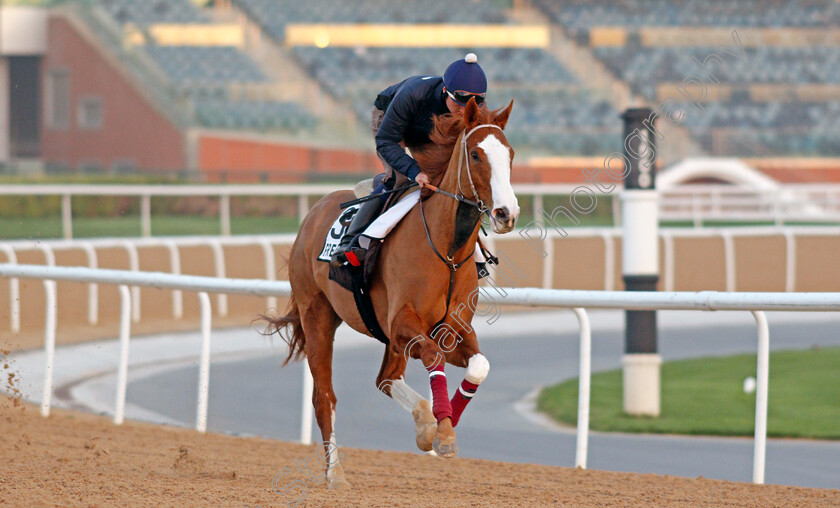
xmin=433 ymin=435 xmax=458 ymax=458
xmin=328 ymin=477 xmax=351 ymax=490
xmin=432 ymin=417 xmax=458 ymax=458
xmin=412 ymin=400 xmax=437 ymax=452
xmin=416 ymin=422 xmax=436 ymax=452
xmin=327 ymin=465 xmax=350 ymax=490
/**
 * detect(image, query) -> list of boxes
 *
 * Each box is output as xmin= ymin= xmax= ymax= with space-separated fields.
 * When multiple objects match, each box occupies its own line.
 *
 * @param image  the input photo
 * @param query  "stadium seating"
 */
xmin=681 ymin=101 xmax=840 ymax=130
xmin=292 ymin=47 xmax=576 ymax=91
xmin=290 ymin=46 xmax=598 ymax=154
xmin=89 ymin=0 xmax=840 ymax=155
xmin=143 ymin=46 xmax=267 ymax=85
xmin=92 ymin=0 xmax=318 ymax=132
xmin=233 ymin=0 xmax=511 ymax=39
xmin=194 ymin=99 xmax=317 ymax=131
xmin=99 ymin=0 xmax=210 ymax=25
xmin=596 ymin=46 xmax=840 ymax=101
xmin=527 ymin=0 xmax=840 ymax=156
xmin=534 ymin=0 xmax=840 ymax=36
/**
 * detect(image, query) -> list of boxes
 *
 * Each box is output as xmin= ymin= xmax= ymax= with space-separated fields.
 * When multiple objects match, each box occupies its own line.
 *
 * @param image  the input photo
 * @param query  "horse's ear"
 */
xmin=463 ymin=96 xmax=481 ymax=130
xmin=493 ymin=100 xmax=514 ymax=130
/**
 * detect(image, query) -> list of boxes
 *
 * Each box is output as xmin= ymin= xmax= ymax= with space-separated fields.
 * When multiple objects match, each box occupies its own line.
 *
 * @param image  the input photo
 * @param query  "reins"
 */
xmin=419 ymin=123 xmax=502 ymax=326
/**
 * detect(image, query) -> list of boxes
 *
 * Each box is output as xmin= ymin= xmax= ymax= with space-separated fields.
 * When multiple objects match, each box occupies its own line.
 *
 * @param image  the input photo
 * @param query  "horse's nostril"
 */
xmin=494 ymin=207 xmax=510 ymax=221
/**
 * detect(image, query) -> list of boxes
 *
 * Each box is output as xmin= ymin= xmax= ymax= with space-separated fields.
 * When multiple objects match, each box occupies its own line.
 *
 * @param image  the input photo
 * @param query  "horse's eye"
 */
xmin=471 ymin=150 xmax=480 ymax=161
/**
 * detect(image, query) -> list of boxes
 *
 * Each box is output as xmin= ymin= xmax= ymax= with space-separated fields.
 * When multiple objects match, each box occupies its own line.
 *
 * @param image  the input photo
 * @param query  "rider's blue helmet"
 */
xmin=443 ymin=53 xmax=487 ymax=105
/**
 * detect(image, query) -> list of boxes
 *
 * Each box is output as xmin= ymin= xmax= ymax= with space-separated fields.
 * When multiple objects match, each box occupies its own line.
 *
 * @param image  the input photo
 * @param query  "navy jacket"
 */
xmin=374 ymin=75 xmax=450 ymax=181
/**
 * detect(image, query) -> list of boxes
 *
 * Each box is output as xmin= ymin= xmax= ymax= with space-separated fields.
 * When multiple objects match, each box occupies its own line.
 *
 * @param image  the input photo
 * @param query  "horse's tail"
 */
xmin=257 ymin=293 xmax=306 ymax=366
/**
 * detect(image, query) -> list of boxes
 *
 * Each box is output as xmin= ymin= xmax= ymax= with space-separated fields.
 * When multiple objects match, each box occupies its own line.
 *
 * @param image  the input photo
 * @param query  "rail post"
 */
xmin=140 ymin=194 xmax=152 ymax=237
xmin=196 ymin=292 xmax=212 ymax=433
xmin=114 ymin=285 xmax=132 ymax=425
xmin=300 ymin=362 xmax=314 ymax=445
xmin=0 ymin=246 xmax=20 ymax=333
xmin=752 ymin=310 xmax=769 ymax=484
xmin=220 ymin=194 xmax=231 ymax=236
xmin=40 ymin=280 xmax=57 ymax=417
xmin=573 ymin=308 xmax=591 ymax=469
xmin=61 ymin=194 xmax=73 ymax=240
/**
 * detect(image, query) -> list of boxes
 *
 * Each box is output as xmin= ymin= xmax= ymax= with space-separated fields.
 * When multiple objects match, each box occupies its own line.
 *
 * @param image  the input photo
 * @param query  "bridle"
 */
xmin=419 ymin=123 xmax=504 ymax=326
xmin=420 ymin=122 xmax=502 ymax=267
xmin=423 ymin=123 xmax=502 ymax=216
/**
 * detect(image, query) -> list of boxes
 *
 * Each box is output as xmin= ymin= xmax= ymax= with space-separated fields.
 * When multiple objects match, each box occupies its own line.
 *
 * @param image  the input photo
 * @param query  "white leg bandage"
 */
xmin=327 ymin=408 xmax=339 ymax=478
xmin=383 ymin=378 xmax=425 ymax=413
xmin=464 ymin=354 xmax=490 ymax=385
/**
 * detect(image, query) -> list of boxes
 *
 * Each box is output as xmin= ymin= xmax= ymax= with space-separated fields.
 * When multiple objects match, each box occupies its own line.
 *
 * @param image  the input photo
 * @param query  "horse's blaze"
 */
xmin=477 ymin=133 xmax=519 ymax=233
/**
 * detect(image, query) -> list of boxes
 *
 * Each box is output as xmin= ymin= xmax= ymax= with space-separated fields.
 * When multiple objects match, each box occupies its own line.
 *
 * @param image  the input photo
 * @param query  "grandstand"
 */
xmin=234 ymin=0 xmax=512 ymax=40
xmin=232 ymin=0 xmax=622 ymax=157
xmin=1 ymin=0 xmax=839 ymax=180
xmin=99 ymin=0 xmax=210 ymax=24
xmin=532 ymin=0 xmax=840 ymax=157
xmin=534 ymin=0 xmax=840 ymax=37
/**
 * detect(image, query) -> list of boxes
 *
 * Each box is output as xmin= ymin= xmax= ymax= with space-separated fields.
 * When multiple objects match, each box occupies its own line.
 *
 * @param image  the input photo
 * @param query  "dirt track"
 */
xmin=2 ymin=398 xmax=838 ymax=507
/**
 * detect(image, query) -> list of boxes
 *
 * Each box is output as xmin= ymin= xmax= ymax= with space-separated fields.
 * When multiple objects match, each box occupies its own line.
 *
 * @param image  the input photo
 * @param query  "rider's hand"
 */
xmin=415 ymin=172 xmax=431 ymax=188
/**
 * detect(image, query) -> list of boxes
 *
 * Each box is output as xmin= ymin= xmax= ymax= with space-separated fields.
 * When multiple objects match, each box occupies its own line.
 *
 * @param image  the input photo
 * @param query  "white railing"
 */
xmin=2 ymin=226 xmax=838 ymax=364
xmin=659 ymin=184 xmax=840 ymax=226
xmin=0 ymin=263 xmax=294 ymax=435
xmin=499 ymin=225 xmax=840 ymax=293
xmin=2 ymin=225 xmax=838 ymax=334
xmin=2 ymin=264 xmax=839 ymax=484
xmin=0 ymin=184 xmax=343 ymax=239
xmin=2 ymin=183 xmax=840 ymax=239
xmin=0 ymin=234 xmax=295 ymax=332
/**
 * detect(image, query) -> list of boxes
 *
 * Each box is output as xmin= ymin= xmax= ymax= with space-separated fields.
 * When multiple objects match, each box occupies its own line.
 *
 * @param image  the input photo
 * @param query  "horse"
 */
xmin=260 ymin=97 xmax=519 ymax=489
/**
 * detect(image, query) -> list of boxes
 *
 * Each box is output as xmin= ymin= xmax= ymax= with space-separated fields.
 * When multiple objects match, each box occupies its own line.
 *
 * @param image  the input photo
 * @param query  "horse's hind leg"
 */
xmin=375 ymin=345 xmax=437 ymax=452
xmin=299 ymin=295 xmax=349 ymax=489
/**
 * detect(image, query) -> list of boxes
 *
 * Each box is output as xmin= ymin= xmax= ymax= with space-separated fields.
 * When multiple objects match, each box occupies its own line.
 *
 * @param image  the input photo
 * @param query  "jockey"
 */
xmin=330 ymin=52 xmax=488 ymax=269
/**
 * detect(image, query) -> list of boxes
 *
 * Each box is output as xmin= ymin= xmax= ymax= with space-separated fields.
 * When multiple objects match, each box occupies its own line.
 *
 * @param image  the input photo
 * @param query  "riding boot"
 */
xmin=330 ymin=196 xmax=385 ymax=268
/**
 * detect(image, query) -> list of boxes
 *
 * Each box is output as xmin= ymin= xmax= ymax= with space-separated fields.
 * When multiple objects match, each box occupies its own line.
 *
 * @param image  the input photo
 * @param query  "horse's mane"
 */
xmin=413 ymin=106 xmax=499 ymax=181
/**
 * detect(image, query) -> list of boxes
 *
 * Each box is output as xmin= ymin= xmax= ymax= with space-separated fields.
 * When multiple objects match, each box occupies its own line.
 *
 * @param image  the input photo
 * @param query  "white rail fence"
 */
xmin=2 ymin=183 xmax=840 ymax=239
xmin=2 ymin=226 xmax=838 ymax=335
xmin=0 ymin=234 xmax=295 ymax=333
xmin=659 ymin=184 xmax=840 ymax=227
xmin=3 ymin=264 xmax=840 ymax=485
xmin=474 ymin=225 xmax=840 ymax=293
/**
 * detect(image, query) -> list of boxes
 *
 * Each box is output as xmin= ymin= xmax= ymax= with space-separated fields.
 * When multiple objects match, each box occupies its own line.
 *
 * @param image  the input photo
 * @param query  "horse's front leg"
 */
xmin=392 ymin=309 xmax=458 ymax=458
xmin=446 ymin=334 xmax=490 ymax=428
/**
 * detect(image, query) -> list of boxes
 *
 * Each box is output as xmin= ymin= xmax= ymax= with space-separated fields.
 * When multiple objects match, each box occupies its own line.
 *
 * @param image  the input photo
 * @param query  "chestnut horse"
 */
xmin=261 ymin=98 xmax=519 ymax=488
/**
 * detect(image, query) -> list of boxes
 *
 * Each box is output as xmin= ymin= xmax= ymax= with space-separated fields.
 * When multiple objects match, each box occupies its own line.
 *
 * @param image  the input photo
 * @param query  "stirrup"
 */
xmin=330 ymin=245 xmax=366 ymax=268
xmin=345 ymin=246 xmax=367 ymax=267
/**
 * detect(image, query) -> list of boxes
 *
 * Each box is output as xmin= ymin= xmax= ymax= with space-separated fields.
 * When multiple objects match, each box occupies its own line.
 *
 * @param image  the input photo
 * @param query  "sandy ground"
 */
xmin=1 ymin=397 xmax=838 ymax=507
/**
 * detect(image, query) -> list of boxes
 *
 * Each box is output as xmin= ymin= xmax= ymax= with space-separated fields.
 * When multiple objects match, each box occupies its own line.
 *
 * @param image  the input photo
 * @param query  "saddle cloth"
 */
xmin=316 ymin=188 xmax=420 ymax=262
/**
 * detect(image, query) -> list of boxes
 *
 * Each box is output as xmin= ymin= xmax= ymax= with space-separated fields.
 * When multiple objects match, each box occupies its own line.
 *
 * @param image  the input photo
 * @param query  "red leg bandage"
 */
xmin=449 ymin=380 xmax=479 ymax=427
xmin=427 ymin=364 xmax=452 ymax=423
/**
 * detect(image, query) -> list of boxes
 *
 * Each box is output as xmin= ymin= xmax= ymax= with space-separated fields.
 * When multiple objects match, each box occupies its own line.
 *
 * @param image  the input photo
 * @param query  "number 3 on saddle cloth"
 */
xmin=317 ymin=189 xmax=423 ymax=344
xmin=318 ymin=187 xmax=421 ymax=290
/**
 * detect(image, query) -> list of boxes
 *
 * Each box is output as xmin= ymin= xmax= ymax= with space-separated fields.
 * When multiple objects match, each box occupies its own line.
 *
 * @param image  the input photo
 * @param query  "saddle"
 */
xmin=323 ymin=177 xmax=498 ymax=346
